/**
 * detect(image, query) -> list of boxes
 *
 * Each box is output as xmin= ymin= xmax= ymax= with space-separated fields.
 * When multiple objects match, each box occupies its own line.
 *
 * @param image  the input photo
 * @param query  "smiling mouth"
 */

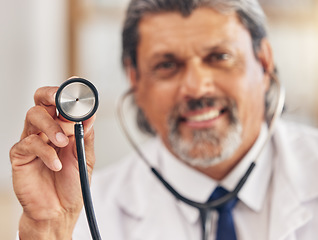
xmin=180 ymin=108 xmax=227 ymax=124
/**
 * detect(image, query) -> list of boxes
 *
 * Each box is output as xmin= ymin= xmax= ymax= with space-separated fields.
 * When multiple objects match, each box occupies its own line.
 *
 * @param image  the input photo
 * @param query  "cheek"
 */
xmin=241 ymin=86 xmax=265 ymax=118
xmin=219 ymin=68 xmax=266 ymax=126
xmin=135 ymin=80 xmax=179 ymax=134
xmin=234 ymin=76 xmax=267 ymax=136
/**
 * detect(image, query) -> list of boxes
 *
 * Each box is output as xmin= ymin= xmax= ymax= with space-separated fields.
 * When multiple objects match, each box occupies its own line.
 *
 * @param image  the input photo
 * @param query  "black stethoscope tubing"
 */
xmin=151 ymin=163 xmax=255 ymax=240
xmin=75 ymin=123 xmax=102 ymax=240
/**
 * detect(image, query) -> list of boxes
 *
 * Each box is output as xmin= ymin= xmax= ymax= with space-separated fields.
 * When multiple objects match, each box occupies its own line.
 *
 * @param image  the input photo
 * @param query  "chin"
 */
xmin=176 ymin=146 xmax=236 ymax=168
xmin=168 ymin=123 xmax=243 ymax=168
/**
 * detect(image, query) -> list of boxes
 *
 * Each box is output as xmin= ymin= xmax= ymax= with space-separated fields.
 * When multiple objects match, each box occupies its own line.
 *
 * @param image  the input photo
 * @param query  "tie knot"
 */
xmin=208 ymin=186 xmax=238 ymax=212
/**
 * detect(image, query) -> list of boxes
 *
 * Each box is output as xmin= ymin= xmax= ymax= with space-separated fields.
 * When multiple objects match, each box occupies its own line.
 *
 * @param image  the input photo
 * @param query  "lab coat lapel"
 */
xmin=269 ymin=122 xmax=316 ymax=240
xmin=269 ymin=164 xmax=312 ymax=240
xmin=115 ymin=166 xmax=159 ymax=240
xmin=116 ymin=170 xmax=191 ymax=240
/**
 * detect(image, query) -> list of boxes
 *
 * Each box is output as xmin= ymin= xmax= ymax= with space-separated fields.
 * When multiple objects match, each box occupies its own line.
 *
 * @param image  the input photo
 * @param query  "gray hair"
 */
xmin=122 ymin=0 xmax=279 ymax=135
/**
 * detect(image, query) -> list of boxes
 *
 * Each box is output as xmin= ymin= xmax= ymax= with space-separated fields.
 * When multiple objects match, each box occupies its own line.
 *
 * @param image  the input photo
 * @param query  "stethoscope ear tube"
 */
xmin=151 ymin=162 xmax=255 ymax=210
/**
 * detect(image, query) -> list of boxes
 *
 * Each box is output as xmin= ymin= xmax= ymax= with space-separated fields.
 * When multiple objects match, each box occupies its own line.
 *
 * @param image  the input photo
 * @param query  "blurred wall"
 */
xmin=0 ymin=0 xmax=68 ymax=238
xmin=260 ymin=0 xmax=318 ymax=125
xmin=0 ymin=0 xmax=317 ymax=239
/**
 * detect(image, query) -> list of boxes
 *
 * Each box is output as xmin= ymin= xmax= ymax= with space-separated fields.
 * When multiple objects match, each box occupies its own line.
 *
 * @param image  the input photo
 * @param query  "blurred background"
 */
xmin=0 ymin=0 xmax=317 ymax=238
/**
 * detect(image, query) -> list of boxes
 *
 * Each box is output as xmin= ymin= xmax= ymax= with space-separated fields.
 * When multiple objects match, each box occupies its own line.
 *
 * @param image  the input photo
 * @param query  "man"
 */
xmin=10 ymin=0 xmax=318 ymax=239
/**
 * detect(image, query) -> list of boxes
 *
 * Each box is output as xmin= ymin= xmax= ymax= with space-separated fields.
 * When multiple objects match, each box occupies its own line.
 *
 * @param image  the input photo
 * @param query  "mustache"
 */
xmin=187 ymin=98 xmax=219 ymax=111
xmin=174 ymin=97 xmax=235 ymax=115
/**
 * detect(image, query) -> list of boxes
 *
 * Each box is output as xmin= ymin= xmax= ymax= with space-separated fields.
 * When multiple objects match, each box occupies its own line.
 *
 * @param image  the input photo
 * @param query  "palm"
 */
xmin=13 ymin=137 xmax=86 ymax=221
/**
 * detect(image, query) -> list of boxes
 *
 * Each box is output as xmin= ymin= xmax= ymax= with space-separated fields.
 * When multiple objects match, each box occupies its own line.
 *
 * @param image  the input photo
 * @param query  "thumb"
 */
xmin=82 ymin=115 xmax=96 ymax=176
xmin=83 ymin=114 xmax=96 ymax=136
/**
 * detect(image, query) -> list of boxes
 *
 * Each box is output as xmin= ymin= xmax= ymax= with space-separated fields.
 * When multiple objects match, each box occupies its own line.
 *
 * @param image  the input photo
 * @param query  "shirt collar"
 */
xmin=158 ymin=123 xmax=273 ymax=223
xmin=221 ymin=123 xmax=273 ymax=212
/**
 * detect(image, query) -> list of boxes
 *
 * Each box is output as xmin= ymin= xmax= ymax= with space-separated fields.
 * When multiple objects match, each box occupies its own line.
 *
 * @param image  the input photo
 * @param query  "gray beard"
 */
xmin=167 ymin=99 xmax=242 ymax=167
xmin=168 ymin=123 xmax=242 ymax=167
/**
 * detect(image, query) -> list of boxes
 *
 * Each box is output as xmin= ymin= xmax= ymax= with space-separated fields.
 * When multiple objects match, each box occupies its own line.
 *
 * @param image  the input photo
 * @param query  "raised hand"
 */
xmin=10 ymin=83 xmax=96 ymax=240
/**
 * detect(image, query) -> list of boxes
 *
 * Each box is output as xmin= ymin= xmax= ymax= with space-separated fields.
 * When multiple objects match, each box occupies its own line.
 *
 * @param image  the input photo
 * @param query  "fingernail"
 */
xmin=53 ymin=159 xmax=62 ymax=171
xmin=56 ymin=132 xmax=67 ymax=143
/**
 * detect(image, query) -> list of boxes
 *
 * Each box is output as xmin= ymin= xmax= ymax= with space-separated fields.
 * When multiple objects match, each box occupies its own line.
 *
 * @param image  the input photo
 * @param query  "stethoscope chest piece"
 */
xmin=55 ymin=78 xmax=99 ymax=122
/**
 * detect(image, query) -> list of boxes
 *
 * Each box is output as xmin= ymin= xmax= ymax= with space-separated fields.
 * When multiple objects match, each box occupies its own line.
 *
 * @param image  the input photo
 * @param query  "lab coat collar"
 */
xmin=268 ymin=120 xmax=317 ymax=240
xmin=115 ymin=138 xmax=163 ymax=219
xmin=221 ymin=123 xmax=272 ymax=212
xmin=115 ymin=138 xmax=204 ymax=239
xmin=273 ymin=120 xmax=318 ymax=202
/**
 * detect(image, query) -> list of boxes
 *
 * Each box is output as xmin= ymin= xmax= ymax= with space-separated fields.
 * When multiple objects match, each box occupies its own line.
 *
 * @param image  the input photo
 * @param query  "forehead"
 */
xmin=137 ymin=7 xmax=251 ymax=56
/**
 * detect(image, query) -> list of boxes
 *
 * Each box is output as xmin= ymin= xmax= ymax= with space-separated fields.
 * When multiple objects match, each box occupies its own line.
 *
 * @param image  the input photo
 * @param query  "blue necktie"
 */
xmin=209 ymin=186 xmax=239 ymax=240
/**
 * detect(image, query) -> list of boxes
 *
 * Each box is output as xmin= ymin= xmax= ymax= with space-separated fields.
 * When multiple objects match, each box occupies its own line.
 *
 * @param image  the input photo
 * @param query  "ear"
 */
xmin=257 ymin=38 xmax=274 ymax=73
xmin=257 ymin=39 xmax=274 ymax=90
xmin=125 ymin=60 xmax=138 ymax=90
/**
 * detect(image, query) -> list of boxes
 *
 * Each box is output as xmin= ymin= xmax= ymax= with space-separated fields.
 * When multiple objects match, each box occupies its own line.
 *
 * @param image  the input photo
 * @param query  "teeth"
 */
xmin=187 ymin=109 xmax=220 ymax=122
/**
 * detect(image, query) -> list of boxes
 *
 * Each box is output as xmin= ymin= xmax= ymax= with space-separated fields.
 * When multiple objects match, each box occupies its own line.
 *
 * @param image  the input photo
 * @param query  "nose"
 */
xmin=180 ymin=59 xmax=215 ymax=99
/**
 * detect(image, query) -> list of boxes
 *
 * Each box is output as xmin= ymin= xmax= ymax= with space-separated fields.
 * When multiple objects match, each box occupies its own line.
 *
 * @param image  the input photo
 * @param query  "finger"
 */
xmin=10 ymin=134 xmax=62 ymax=171
xmin=68 ymin=76 xmax=79 ymax=79
xmin=34 ymin=77 xmax=80 ymax=116
xmin=77 ymin=114 xmax=97 ymax=175
xmin=22 ymin=105 xmax=70 ymax=147
xmin=34 ymin=86 xmax=59 ymax=117
xmin=82 ymin=114 xmax=96 ymax=135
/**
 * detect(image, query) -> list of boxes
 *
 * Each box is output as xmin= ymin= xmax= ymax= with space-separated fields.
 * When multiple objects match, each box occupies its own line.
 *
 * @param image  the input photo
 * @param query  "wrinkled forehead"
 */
xmin=138 ymin=6 xmax=240 ymax=30
xmin=136 ymin=7 xmax=250 ymax=55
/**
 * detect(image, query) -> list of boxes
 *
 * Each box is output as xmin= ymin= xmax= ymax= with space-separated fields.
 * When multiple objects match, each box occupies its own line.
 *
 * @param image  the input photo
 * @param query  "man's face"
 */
xmin=131 ymin=7 xmax=270 ymax=167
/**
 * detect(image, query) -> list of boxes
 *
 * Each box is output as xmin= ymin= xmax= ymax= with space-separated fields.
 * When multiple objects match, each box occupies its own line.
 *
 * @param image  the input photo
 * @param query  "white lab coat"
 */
xmin=72 ymin=120 xmax=318 ymax=240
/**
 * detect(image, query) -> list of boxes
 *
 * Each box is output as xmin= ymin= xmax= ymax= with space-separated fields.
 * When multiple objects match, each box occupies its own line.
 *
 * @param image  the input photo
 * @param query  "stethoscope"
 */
xmin=55 ymin=73 xmax=285 ymax=240
xmin=55 ymin=78 xmax=102 ymax=240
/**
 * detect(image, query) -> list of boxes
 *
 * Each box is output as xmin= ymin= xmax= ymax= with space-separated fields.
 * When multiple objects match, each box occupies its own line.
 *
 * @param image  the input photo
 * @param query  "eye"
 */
xmin=153 ymin=60 xmax=179 ymax=79
xmin=206 ymin=53 xmax=231 ymax=62
xmin=155 ymin=61 xmax=177 ymax=70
